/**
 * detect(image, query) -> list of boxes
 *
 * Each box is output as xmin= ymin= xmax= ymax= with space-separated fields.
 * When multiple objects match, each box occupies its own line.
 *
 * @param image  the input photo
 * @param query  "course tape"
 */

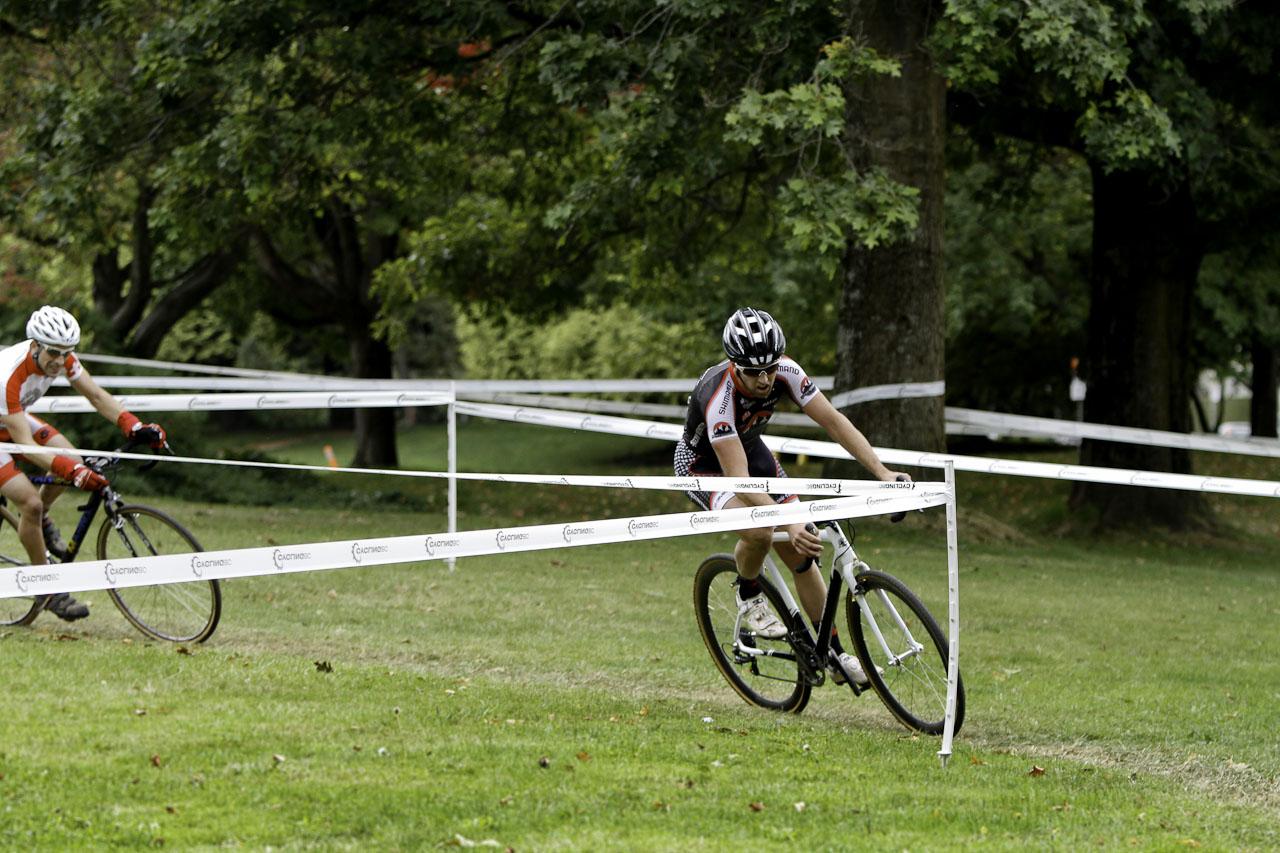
xmin=29 ymin=390 xmax=453 ymax=415
xmin=0 ymin=439 xmax=936 ymax=497
xmin=946 ymin=407 xmax=1280 ymax=458
xmin=454 ymin=402 xmax=1280 ymax=500
xmin=0 ymin=491 xmax=949 ymax=600
xmin=829 ymin=381 xmax=946 ymax=409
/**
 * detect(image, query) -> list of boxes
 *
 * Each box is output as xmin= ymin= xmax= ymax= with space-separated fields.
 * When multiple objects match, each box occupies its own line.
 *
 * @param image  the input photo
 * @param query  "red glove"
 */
xmin=50 ymin=456 xmax=109 ymax=492
xmin=117 ymin=412 xmax=167 ymax=448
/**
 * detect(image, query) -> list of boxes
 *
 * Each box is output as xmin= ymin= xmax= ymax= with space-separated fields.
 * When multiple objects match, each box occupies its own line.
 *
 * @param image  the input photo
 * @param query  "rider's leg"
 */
xmin=772 ymin=540 xmax=827 ymax=625
xmin=35 ymin=430 xmax=77 ymax=513
xmin=0 ymin=471 xmax=49 ymax=566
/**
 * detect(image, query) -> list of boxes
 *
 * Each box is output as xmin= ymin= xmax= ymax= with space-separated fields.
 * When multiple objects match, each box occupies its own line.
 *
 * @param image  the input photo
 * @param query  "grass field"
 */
xmin=2 ymin=419 xmax=1278 ymax=849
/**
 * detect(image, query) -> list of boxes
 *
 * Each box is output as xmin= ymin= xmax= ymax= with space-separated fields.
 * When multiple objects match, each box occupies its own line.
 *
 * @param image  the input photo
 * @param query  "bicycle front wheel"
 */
xmin=96 ymin=505 xmax=221 ymax=643
xmin=0 ymin=504 xmax=44 ymax=627
xmin=847 ymin=570 xmax=964 ymax=735
xmin=694 ymin=554 xmax=811 ymax=713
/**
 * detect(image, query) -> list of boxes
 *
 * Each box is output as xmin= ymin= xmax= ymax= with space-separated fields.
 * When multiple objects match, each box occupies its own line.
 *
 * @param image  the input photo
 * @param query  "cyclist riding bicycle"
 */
xmin=674 ymin=307 xmax=908 ymax=685
xmin=1 ymin=305 xmax=167 ymax=621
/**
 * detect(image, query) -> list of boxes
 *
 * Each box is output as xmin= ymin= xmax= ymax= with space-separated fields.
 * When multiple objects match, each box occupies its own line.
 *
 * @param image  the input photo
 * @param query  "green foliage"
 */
xmin=457 ymin=304 xmax=716 ymax=381
xmin=944 ymin=136 xmax=1091 ymax=416
xmin=779 ymin=171 xmax=919 ymax=269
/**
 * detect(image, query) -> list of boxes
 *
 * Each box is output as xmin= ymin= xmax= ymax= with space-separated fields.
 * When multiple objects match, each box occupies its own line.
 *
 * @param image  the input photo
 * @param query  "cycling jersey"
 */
xmin=681 ymin=357 xmax=819 ymax=463
xmin=1 ymin=340 xmax=82 ymax=417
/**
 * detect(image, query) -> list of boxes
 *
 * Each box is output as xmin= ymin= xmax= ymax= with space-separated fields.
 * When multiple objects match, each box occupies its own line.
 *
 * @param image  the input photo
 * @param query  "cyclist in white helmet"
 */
xmin=675 ymin=307 xmax=907 ymax=685
xmin=1 ymin=306 xmax=168 ymax=621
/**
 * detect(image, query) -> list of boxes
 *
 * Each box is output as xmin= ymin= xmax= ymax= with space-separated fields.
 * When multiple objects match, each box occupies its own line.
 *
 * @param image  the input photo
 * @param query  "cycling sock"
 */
xmin=830 ymin=630 xmax=846 ymax=655
xmin=737 ymin=577 xmax=763 ymax=600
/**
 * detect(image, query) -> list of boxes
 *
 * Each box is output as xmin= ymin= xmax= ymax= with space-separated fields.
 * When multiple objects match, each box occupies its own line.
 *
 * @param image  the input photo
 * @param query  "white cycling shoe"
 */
xmin=830 ymin=651 xmax=881 ymax=686
xmin=738 ymin=594 xmax=787 ymax=639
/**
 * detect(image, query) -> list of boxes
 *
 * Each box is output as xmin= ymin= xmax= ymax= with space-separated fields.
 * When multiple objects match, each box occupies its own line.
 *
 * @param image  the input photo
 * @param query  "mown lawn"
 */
xmin=2 ymin=420 xmax=1277 ymax=849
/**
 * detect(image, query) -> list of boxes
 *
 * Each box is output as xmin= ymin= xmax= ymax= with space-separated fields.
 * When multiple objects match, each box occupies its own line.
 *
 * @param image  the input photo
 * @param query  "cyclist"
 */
xmin=1 ymin=305 xmax=167 ymax=621
xmin=675 ymin=307 xmax=908 ymax=685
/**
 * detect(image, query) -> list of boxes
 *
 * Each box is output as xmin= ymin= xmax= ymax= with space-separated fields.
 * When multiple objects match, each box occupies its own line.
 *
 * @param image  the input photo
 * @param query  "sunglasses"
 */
xmin=738 ymin=364 xmax=779 ymax=378
xmin=41 ymin=345 xmax=75 ymax=359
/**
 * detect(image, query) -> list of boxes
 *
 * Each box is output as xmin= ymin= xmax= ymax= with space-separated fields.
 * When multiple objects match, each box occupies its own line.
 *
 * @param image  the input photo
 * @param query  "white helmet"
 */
xmin=26 ymin=305 xmax=81 ymax=348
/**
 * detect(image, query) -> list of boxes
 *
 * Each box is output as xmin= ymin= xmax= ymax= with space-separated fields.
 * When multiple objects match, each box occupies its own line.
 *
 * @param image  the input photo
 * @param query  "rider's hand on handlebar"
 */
xmin=50 ymin=456 xmax=110 ymax=492
xmin=889 ymin=472 xmax=912 ymax=523
xmin=118 ymin=411 xmax=168 ymax=449
xmin=787 ymin=522 xmax=822 ymax=558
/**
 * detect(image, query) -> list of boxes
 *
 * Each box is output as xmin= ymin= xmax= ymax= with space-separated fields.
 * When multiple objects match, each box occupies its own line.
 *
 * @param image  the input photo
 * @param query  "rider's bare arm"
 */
xmin=710 ymin=437 xmax=775 ymax=508
xmin=802 ymin=391 xmax=908 ymax=482
xmin=69 ymin=368 xmax=128 ymax=425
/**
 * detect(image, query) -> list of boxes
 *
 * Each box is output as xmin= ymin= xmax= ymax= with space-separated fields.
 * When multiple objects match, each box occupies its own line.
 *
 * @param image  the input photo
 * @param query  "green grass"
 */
xmin=2 ymin=421 xmax=1278 ymax=849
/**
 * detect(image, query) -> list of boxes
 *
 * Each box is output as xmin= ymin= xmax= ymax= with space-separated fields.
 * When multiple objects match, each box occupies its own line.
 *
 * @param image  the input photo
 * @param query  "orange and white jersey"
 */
xmin=0 ymin=340 xmax=83 ymax=417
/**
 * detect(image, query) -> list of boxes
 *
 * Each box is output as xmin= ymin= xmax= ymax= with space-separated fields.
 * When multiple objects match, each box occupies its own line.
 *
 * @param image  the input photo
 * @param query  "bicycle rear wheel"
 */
xmin=96 ymin=504 xmax=221 ymax=643
xmin=847 ymin=570 xmax=964 ymax=735
xmin=694 ymin=554 xmax=811 ymax=713
xmin=0 ymin=503 xmax=43 ymax=627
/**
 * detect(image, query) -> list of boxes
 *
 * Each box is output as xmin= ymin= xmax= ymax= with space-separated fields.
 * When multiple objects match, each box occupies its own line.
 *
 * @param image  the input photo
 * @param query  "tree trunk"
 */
xmin=1250 ymin=336 xmax=1278 ymax=438
xmin=1069 ymin=166 xmax=1211 ymax=529
xmin=349 ymin=329 xmax=398 ymax=468
xmin=828 ymin=0 xmax=946 ymax=478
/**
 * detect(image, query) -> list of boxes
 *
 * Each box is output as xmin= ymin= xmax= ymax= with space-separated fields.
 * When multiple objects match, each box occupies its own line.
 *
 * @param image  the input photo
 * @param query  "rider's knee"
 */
xmin=18 ymin=493 xmax=44 ymax=518
xmin=740 ymin=525 xmax=773 ymax=549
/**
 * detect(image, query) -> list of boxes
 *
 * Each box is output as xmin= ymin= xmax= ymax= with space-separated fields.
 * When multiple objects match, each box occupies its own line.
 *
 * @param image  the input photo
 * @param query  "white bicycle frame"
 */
xmin=731 ymin=523 xmax=927 ymax=671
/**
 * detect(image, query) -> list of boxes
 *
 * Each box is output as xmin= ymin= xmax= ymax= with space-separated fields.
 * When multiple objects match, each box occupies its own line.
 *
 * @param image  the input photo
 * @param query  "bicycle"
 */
xmin=694 ymin=518 xmax=964 ymax=734
xmin=0 ymin=439 xmax=221 ymax=643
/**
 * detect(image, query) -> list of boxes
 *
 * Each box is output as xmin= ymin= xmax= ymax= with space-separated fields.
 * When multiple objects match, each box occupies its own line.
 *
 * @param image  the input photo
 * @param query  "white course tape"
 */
xmin=829 ymin=380 xmax=946 ymax=409
xmin=454 ymin=402 xmax=1280 ymax=500
xmin=0 ymin=439 xmax=935 ymax=497
xmin=0 ymin=490 xmax=948 ymax=599
xmin=29 ymin=390 xmax=454 ymax=415
xmin=77 ymin=354 xmax=331 ymax=382
xmin=947 ymin=407 xmax=1280 ymax=459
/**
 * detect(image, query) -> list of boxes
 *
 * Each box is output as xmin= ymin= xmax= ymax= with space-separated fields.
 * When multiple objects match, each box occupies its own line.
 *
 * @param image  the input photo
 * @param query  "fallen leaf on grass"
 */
xmin=638 ymin=705 xmax=650 ymax=717
xmin=652 ymin=801 xmax=669 ymax=812
xmin=445 ymin=833 xmax=502 ymax=848
xmin=969 ymin=755 xmax=985 ymax=766
xmin=326 ymin=589 xmax=337 ymax=599
xmin=175 ymin=646 xmax=191 ymax=656
xmin=150 ymin=755 xmax=162 ymax=768
xmin=793 ymin=802 xmax=806 ymax=812
xmin=55 ymin=634 xmax=78 ymax=642
xmin=134 ymin=709 xmax=147 ymax=717
xmin=272 ymin=754 xmax=286 ymax=765
xmin=1051 ymin=801 xmax=1071 ymax=812
xmin=576 ymin=751 xmax=591 ymax=763
xmin=165 ymin=806 xmax=177 ymax=815
xmin=748 ymin=802 xmax=765 ymax=812
xmin=1177 ymin=840 xmax=1201 ymax=848
xmin=538 ymin=757 xmax=550 ymax=768
xmin=315 ymin=660 xmax=333 ymax=673
xmin=1028 ymin=765 xmax=1046 ymax=777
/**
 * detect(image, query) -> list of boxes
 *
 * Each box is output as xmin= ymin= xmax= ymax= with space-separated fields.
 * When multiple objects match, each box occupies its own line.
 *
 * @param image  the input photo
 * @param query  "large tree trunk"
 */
xmin=1251 ymin=336 xmax=1278 ymax=439
xmin=828 ymin=0 xmax=946 ymax=476
xmin=349 ymin=329 xmax=398 ymax=468
xmin=1070 ymin=166 xmax=1211 ymax=529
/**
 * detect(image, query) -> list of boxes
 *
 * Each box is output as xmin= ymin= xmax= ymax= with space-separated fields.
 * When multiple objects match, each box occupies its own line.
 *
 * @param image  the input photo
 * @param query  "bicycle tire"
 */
xmin=694 ymin=554 xmax=811 ymax=713
xmin=96 ymin=504 xmax=221 ymax=643
xmin=0 ymin=503 xmax=45 ymax=627
xmin=847 ymin=569 xmax=965 ymax=735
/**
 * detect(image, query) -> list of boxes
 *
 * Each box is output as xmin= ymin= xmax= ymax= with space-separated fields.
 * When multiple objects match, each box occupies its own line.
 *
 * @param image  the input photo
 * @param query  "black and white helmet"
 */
xmin=722 ymin=307 xmax=785 ymax=368
xmin=26 ymin=305 xmax=81 ymax=348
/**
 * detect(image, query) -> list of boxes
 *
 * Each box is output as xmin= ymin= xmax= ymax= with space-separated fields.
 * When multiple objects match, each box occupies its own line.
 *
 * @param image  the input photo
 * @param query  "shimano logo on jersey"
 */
xmin=494 ymin=530 xmax=530 ymax=550
xmin=272 ymin=549 xmax=312 ymax=570
xmin=103 ymin=561 xmax=147 ymax=585
xmin=627 ymin=519 xmax=660 ymax=537
xmin=14 ymin=569 xmax=59 ymax=593
xmin=712 ymin=421 xmax=733 ymax=438
xmin=190 ymin=555 xmax=232 ymax=578
xmin=423 ymin=536 xmax=462 ymax=557
xmin=561 ymin=524 xmax=596 ymax=544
